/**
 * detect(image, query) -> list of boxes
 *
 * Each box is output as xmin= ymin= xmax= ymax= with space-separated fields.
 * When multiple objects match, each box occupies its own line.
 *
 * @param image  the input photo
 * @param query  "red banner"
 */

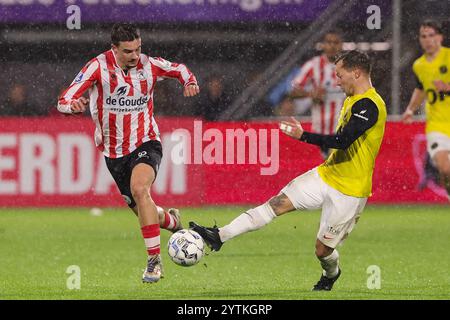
xmin=0 ymin=117 xmax=447 ymax=207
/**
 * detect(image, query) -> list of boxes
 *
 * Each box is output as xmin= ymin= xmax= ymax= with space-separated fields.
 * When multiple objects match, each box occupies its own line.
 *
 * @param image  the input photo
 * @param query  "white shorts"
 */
xmin=281 ymin=168 xmax=367 ymax=248
xmin=427 ymin=132 xmax=450 ymax=160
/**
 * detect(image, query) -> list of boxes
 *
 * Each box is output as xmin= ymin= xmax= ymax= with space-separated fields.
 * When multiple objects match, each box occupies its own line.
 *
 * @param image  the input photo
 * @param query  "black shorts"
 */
xmin=105 ymin=140 xmax=163 ymax=208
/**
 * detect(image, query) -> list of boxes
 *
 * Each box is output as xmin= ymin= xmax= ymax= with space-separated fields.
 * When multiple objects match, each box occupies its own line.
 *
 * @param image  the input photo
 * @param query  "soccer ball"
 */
xmin=167 ymin=229 xmax=205 ymax=266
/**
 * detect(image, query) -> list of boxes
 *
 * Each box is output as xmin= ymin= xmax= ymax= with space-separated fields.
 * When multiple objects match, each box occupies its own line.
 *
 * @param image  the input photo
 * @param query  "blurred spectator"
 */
xmin=274 ymin=96 xmax=312 ymax=117
xmin=269 ymin=67 xmax=299 ymax=110
xmin=289 ymin=30 xmax=345 ymax=134
xmin=195 ymin=75 xmax=230 ymax=121
xmin=269 ymin=67 xmax=313 ymax=117
xmin=0 ymin=84 xmax=45 ymax=116
xmin=288 ymin=30 xmax=346 ymax=158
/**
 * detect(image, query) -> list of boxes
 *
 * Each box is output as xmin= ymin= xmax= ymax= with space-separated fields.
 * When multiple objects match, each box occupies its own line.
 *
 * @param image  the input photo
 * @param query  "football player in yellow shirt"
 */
xmin=402 ymin=20 xmax=450 ymax=200
xmin=190 ymin=51 xmax=387 ymax=291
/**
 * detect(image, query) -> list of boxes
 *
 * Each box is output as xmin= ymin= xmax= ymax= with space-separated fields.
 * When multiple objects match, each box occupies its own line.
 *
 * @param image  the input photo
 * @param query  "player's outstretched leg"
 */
xmin=189 ymin=202 xmax=276 ymax=251
xmin=190 ymin=195 xmax=295 ymax=251
xmin=189 ymin=222 xmax=223 ymax=251
xmin=157 ymin=206 xmax=183 ymax=233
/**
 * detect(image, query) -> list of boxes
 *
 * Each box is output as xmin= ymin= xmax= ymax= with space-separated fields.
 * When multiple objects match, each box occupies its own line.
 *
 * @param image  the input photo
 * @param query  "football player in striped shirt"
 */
xmin=402 ymin=20 xmax=450 ymax=200
xmin=289 ymin=31 xmax=346 ymax=159
xmin=57 ymin=23 xmax=200 ymax=283
xmin=191 ymin=51 xmax=386 ymax=291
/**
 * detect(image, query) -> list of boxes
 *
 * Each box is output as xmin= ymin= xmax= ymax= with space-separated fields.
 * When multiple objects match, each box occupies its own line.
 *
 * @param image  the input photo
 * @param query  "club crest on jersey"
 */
xmin=439 ymin=65 xmax=447 ymax=74
xmin=138 ymin=71 xmax=145 ymax=80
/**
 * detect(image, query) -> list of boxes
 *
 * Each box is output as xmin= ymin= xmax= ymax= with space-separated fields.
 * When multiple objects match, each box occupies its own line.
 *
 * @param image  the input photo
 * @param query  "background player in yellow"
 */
xmin=402 ymin=20 xmax=450 ymax=200
xmin=190 ymin=51 xmax=387 ymax=291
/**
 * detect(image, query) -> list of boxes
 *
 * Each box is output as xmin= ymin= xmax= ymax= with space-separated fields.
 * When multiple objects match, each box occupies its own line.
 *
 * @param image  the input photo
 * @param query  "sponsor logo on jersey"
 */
xmin=105 ymin=95 xmax=149 ymax=108
xmin=116 ymin=86 xmax=128 ymax=96
xmin=354 ymin=110 xmax=369 ymax=121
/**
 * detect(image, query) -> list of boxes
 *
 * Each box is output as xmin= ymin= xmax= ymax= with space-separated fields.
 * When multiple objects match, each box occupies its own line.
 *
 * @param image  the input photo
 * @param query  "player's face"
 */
xmin=112 ymin=38 xmax=142 ymax=69
xmin=322 ymin=33 xmax=342 ymax=60
xmin=419 ymin=27 xmax=442 ymax=55
xmin=335 ymin=60 xmax=355 ymax=96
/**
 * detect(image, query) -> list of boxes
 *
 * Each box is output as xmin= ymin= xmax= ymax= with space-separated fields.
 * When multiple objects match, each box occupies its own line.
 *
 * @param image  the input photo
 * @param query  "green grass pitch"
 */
xmin=0 ymin=205 xmax=449 ymax=300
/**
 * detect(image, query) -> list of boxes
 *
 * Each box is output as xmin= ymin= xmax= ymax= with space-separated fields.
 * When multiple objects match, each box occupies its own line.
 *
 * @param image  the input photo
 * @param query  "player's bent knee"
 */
xmin=130 ymin=184 xmax=150 ymax=201
xmin=315 ymin=241 xmax=333 ymax=258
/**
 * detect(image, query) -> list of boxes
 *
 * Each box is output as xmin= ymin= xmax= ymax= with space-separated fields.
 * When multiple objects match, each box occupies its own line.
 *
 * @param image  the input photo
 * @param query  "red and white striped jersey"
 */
xmin=58 ymin=49 xmax=197 ymax=158
xmin=291 ymin=54 xmax=346 ymax=135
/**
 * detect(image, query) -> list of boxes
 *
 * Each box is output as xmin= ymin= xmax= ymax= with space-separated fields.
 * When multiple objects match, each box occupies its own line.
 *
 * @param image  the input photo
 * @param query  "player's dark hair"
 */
xmin=324 ymin=29 xmax=343 ymax=41
xmin=420 ymin=20 xmax=442 ymax=34
xmin=335 ymin=50 xmax=372 ymax=75
xmin=111 ymin=23 xmax=141 ymax=46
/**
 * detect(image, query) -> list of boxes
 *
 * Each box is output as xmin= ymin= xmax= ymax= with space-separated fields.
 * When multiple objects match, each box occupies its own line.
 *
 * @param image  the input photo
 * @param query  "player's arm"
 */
xmin=402 ymin=72 xmax=426 ymax=124
xmin=150 ymin=57 xmax=199 ymax=97
xmin=280 ymin=98 xmax=378 ymax=149
xmin=57 ymin=59 xmax=99 ymax=114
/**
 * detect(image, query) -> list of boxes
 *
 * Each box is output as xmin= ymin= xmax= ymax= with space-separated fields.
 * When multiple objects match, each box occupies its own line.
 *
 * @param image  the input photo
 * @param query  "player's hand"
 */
xmin=433 ymin=80 xmax=450 ymax=92
xmin=280 ymin=117 xmax=304 ymax=139
xmin=184 ymin=84 xmax=200 ymax=97
xmin=310 ymin=87 xmax=325 ymax=104
xmin=401 ymin=108 xmax=414 ymax=124
xmin=70 ymin=97 xmax=89 ymax=114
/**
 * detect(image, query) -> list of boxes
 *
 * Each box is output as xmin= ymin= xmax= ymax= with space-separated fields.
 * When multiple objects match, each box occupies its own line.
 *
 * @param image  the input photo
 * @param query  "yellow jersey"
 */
xmin=317 ymin=87 xmax=387 ymax=197
xmin=413 ymin=46 xmax=450 ymax=137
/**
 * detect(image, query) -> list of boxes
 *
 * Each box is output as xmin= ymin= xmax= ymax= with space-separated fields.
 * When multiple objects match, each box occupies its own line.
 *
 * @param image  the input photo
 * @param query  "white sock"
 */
xmin=219 ymin=203 xmax=276 ymax=242
xmin=318 ymin=250 xmax=340 ymax=278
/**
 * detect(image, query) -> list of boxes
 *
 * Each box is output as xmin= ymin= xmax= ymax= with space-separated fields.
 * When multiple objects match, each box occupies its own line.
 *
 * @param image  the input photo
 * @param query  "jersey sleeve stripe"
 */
xmin=150 ymin=57 xmax=197 ymax=86
xmin=59 ymin=59 xmax=99 ymax=105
